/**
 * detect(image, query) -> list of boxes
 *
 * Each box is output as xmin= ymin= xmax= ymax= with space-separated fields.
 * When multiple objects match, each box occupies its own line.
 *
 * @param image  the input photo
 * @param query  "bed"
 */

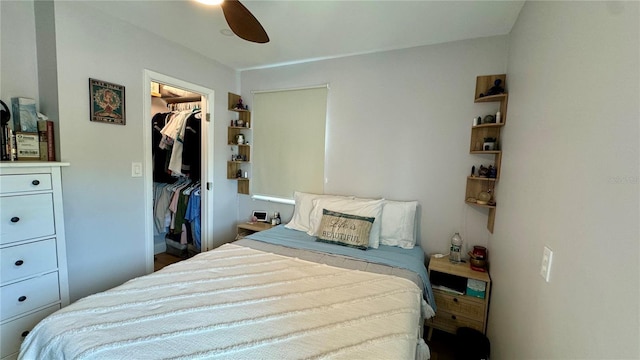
xmin=20 ymin=195 xmax=435 ymax=360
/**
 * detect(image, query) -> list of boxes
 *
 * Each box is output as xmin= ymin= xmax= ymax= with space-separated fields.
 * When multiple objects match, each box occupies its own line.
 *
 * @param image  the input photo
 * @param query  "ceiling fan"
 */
xmin=199 ymin=0 xmax=269 ymax=43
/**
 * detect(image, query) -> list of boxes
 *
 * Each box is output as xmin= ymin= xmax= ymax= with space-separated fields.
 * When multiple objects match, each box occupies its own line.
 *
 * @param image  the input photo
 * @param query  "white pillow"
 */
xmin=285 ymin=192 xmax=353 ymax=233
xmin=308 ymin=197 xmax=384 ymax=248
xmin=380 ymin=200 xmax=418 ymax=249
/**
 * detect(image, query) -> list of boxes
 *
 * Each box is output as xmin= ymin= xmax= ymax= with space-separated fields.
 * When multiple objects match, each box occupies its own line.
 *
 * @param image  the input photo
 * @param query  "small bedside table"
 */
xmin=426 ymin=255 xmax=491 ymax=340
xmin=236 ymin=222 xmax=274 ymax=239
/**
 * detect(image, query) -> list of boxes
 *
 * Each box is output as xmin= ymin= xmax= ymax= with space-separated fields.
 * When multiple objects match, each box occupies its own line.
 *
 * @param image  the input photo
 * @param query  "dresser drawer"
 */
xmin=434 ymin=291 xmax=485 ymax=321
xmin=1 ymin=239 xmax=58 ymax=285
xmin=1 ymin=272 xmax=60 ymax=321
xmin=0 ymin=174 xmax=52 ymax=195
xmin=429 ymin=309 xmax=484 ymax=334
xmin=0 ymin=194 xmax=55 ymax=245
xmin=0 ymin=304 xmax=59 ymax=359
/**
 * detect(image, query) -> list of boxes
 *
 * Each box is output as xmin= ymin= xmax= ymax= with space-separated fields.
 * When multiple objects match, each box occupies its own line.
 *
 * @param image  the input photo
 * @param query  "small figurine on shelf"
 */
xmin=487 ymin=190 xmax=496 ymax=206
xmin=478 ymin=165 xmax=489 ymax=177
xmin=483 ymin=137 xmax=496 ymax=151
xmin=235 ymin=97 xmax=246 ymax=110
xmin=479 ymin=79 xmax=505 ymax=98
xmin=488 ymin=165 xmax=497 ymax=179
xmin=482 ymin=115 xmax=496 ymax=124
xmin=236 ymin=169 xmax=243 ymax=178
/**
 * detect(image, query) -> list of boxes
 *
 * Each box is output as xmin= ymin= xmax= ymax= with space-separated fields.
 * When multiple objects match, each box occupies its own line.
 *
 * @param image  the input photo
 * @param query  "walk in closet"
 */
xmin=150 ymin=82 xmax=204 ymax=265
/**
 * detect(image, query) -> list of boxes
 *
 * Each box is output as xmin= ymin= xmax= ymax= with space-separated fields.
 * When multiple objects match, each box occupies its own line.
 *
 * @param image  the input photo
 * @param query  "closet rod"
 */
xmin=164 ymin=96 xmax=202 ymax=104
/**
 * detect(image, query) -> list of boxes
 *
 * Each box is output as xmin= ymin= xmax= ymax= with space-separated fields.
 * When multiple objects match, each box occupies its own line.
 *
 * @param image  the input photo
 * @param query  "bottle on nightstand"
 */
xmin=449 ymin=232 xmax=463 ymax=263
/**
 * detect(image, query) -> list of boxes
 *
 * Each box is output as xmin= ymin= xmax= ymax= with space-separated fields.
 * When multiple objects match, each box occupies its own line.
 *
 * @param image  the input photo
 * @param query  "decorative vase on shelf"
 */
xmin=477 ymin=191 xmax=491 ymax=205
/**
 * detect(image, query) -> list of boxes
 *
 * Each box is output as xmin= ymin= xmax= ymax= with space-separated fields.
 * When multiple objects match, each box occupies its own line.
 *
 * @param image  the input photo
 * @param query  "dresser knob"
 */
xmin=32 ymin=179 xmax=40 ymax=186
xmin=451 ymin=315 xmax=457 ymax=320
xmin=453 ymin=297 xmax=458 ymax=303
xmin=18 ymin=296 xmax=27 ymax=302
xmin=10 ymin=217 xmax=20 ymax=223
xmin=15 ymin=260 xmax=24 ymax=266
xmin=21 ymin=330 xmax=30 ymax=338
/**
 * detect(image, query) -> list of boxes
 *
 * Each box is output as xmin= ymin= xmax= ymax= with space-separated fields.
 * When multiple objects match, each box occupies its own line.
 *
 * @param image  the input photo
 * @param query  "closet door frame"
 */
xmin=142 ymin=70 xmax=215 ymax=273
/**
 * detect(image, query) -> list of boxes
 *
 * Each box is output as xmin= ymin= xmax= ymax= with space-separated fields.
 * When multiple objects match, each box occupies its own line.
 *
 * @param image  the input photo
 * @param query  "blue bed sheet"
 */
xmin=245 ymin=225 xmax=435 ymax=309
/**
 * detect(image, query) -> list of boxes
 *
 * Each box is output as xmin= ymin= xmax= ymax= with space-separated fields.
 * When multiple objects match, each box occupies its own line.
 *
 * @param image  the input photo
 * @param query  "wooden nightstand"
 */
xmin=426 ymin=255 xmax=491 ymax=340
xmin=236 ymin=222 xmax=274 ymax=239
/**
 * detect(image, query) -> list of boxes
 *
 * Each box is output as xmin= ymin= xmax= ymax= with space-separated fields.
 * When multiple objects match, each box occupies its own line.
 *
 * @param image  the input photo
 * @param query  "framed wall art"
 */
xmin=89 ymin=78 xmax=126 ymax=125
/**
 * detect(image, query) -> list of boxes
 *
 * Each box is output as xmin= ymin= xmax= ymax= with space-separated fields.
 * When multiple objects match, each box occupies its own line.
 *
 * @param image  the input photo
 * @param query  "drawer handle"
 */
xmin=18 ymin=295 xmax=27 ymax=302
xmin=32 ymin=179 xmax=40 ymax=186
xmin=15 ymin=260 xmax=24 ymax=266
xmin=21 ymin=330 xmax=30 ymax=338
xmin=451 ymin=315 xmax=457 ymax=320
xmin=11 ymin=216 xmax=20 ymax=223
xmin=453 ymin=297 xmax=459 ymax=303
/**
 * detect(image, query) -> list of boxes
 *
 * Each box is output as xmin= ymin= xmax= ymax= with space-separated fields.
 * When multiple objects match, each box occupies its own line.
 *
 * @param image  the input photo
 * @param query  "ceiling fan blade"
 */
xmin=220 ymin=0 xmax=269 ymax=43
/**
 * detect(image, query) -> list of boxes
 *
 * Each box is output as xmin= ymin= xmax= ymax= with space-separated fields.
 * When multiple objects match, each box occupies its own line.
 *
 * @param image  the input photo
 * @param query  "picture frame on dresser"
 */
xmin=0 ymin=162 xmax=70 ymax=360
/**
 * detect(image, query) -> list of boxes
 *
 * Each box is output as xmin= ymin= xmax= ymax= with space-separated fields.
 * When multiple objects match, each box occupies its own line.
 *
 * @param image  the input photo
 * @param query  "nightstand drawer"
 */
xmin=434 ymin=291 xmax=485 ymax=321
xmin=0 ymin=304 xmax=59 ymax=359
xmin=1 ymin=272 xmax=60 ymax=321
xmin=1 ymin=239 xmax=58 ymax=285
xmin=429 ymin=309 xmax=484 ymax=334
xmin=0 ymin=173 xmax=52 ymax=195
xmin=0 ymin=194 xmax=55 ymax=245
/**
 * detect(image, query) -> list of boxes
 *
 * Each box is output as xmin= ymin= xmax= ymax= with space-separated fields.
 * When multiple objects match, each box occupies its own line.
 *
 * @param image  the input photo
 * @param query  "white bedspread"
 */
xmin=20 ymin=244 xmax=426 ymax=360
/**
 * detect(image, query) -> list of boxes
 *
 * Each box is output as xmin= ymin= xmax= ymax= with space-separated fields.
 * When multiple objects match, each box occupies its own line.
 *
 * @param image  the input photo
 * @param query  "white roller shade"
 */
xmin=252 ymin=87 xmax=328 ymax=200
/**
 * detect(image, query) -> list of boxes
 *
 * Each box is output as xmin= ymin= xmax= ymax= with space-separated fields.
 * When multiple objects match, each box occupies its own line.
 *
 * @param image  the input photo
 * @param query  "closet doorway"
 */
xmin=143 ymin=70 xmax=215 ymax=273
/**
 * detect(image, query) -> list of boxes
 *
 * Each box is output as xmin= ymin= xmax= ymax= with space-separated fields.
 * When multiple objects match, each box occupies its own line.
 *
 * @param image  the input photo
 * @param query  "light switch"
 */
xmin=131 ymin=162 xmax=142 ymax=177
xmin=540 ymin=246 xmax=553 ymax=282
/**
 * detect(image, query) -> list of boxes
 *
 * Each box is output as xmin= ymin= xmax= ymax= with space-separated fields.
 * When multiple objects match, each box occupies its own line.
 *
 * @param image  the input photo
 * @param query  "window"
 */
xmin=252 ymin=86 xmax=328 ymax=202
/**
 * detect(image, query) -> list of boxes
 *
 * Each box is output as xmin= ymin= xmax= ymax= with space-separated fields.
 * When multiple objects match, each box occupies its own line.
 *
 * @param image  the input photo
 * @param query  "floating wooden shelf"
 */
xmin=467 ymin=74 xmax=508 ymax=233
xmin=470 ymin=151 xmax=502 ymax=155
xmin=474 ymin=93 xmax=507 ymax=103
xmin=467 ymin=176 xmax=497 ymax=181
xmin=228 ymin=92 xmax=252 ymax=195
xmin=472 ymin=123 xmax=504 ymax=129
xmin=465 ymin=201 xmax=497 ymax=209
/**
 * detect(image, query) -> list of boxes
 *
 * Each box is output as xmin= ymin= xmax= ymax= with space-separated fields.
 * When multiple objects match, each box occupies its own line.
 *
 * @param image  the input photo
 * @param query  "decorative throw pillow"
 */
xmin=380 ymin=200 xmax=418 ymax=249
xmin=316 ymin=209 xmax=374 ymax=250
xmin=285 ymin=192 xmax=354 ymax=233
xmin=307 ymin=197 xmax=384 ymax=248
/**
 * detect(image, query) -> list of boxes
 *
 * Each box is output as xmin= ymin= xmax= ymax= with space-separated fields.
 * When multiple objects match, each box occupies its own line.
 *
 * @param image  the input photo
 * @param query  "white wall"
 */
xmin=0 ymin=1 xmax=40 ymax=106
xmin=34 ymin=0 xmax=61 ymax=160
xmin=50 ymin=2 xmax=239 ymax=301
xmin=489 ymin=1 xmax=639 ymax=358
xmin=240 ymin=36 xmax=509 ymax=255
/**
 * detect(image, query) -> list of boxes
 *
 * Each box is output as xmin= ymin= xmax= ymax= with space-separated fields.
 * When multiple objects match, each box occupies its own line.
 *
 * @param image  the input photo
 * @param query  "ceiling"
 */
xmin=82 ymin=0 xmax=525 ymax=71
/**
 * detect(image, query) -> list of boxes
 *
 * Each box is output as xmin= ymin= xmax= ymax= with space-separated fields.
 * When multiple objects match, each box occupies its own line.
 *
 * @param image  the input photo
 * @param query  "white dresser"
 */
xmin=0 ymin=162 xmax=70 ymax=360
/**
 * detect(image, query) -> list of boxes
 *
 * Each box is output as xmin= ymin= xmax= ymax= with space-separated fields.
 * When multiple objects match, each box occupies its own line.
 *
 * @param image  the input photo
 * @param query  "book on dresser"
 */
xmin=37 ymin=120 xmax=55 ymax=161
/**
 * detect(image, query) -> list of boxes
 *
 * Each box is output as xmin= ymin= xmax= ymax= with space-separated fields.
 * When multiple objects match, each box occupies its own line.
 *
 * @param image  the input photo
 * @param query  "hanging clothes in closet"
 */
xmin=152 ymin=104 xmax=202 ymax=253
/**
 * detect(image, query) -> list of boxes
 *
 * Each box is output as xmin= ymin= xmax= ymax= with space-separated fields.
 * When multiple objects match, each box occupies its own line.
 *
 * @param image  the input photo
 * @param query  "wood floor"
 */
xmin=154 ymin=252 xmax=184 ymax=272
xmin=426 ymin=329 xmax=457 ymax=360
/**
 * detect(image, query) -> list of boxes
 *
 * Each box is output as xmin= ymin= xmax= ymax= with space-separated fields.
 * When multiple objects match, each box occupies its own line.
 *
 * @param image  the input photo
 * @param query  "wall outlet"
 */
xmin=540 ymin=246 xmax=553 ymax=282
